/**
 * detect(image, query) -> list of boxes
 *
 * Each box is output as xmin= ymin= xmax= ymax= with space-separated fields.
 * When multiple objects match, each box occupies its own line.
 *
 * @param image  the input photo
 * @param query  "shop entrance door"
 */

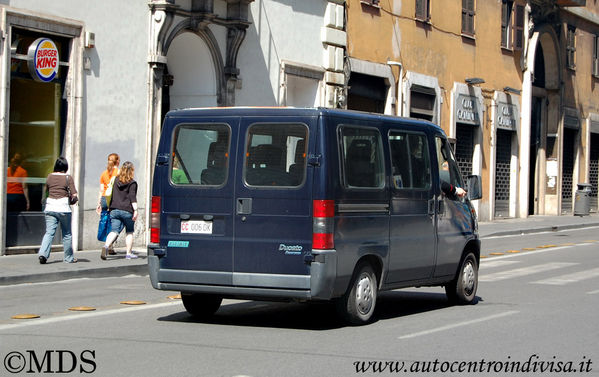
xmin=495 ymin=129 xmax=512 ymax=217
xmin=561 ymin=128 xmax=576 ymax=214
xmin=455 ymin=124 xmax=474 ymax=181
xmin=589 ymin=133 xmax=598 ymax=213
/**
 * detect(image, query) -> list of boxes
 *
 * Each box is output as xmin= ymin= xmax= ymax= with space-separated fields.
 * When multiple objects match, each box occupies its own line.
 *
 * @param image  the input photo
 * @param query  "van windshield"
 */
xmin=171 ymin=123 xmax=230 ymax=186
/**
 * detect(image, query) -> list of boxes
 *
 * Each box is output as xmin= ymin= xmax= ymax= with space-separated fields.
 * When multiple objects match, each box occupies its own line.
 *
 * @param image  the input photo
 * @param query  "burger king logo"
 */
xmin=27 ymin=38 xmax=59 ymax=82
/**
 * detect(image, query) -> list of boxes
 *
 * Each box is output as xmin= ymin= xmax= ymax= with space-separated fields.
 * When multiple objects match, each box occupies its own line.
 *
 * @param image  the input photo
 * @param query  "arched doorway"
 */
xmin=166 ymin=32 xmax=219 ymax=110
xmin=528 ymin=29 xmax=560 ymax=216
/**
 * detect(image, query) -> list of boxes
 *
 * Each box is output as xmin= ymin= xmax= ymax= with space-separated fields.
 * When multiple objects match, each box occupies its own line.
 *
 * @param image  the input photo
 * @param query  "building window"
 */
xmin=593 ymin=35 xmax=599 ymax=78
xmin=360 ymin=0 xmax=380 ymax=7
xmin=462 ymin=0 xmax=475 ymax=36
xmin=415 ymin=0 xmax=430 ymax=22
xmin=566 ymin=25 xmax=576 ymax=70
xmin=502 ymin=1 xmax=525 ymax=50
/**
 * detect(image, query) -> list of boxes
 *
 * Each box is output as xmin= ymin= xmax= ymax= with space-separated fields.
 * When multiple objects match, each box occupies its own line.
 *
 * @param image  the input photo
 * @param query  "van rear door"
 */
xmin=159 ymin=116 xmax=238 ymax=285
xmin=232 ymin=115 xmax=315 ymax=288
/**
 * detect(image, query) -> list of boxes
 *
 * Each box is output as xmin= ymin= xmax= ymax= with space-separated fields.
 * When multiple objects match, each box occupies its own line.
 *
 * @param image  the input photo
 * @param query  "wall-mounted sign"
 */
xmin=455 ymin=94 xmax=480 ymax=126
xmin=27 ymin=38 xmax=59 ymax=82
xmin=496 ymin=102 xmax=519 ymax=131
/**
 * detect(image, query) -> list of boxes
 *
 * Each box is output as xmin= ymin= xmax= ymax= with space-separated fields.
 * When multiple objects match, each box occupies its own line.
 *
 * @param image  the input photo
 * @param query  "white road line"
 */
xmin=532 ymin=267 xmax=599 ymax=286
xmin=479 ymin=260 xmax=520 ymax=269
xmin=587 ymin=289 xmax=599 ymax=295
xmin=0 ymin=301 xmax=181 ymax=332
xmin=481 ymin=245 xmax=574 ymax=261
xmin=482 ymin=225 xmax=599 ymax=240
xmin=398 ymin=310 xmax=519 ymax=340
xmin=479 ymin=262 xmax=578 ymax=282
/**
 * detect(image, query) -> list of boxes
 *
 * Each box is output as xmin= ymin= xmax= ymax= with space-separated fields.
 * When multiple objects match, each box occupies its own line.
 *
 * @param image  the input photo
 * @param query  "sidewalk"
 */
xmin=1 ymin=214 xmax=598 ymax=286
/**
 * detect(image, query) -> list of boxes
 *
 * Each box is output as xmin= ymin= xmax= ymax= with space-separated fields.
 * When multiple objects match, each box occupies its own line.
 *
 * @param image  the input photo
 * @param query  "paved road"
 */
xmin=1 ymin=227 xmax=598 ymax=376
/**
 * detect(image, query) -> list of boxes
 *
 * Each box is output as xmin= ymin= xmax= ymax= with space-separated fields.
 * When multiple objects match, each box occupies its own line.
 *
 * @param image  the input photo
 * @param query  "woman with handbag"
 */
xmin=96 ymin=153 xmax=120 ymax=254
xmin=38 ymin=157 xmax=78 ymax=264
xmin=102 ymin=161 xmax=138 ymax=260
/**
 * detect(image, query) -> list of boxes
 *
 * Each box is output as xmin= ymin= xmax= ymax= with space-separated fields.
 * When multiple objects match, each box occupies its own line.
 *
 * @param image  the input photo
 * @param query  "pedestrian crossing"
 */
xmin=479 ymin=259 xmax=599 ymax=287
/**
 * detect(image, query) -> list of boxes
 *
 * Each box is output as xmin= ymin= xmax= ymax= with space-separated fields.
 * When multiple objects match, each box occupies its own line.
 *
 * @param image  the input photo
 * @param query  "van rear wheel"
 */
xmin=336 ymin=262 xmax=378 ymax=325
xmin=445 ymin=252 xmax=478 ymax=305
xmin=181 ymin=293 xmax=222 ymax=319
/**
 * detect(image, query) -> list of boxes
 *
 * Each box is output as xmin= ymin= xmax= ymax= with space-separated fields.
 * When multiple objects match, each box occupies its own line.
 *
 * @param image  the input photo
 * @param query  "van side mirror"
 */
xmin=466 ymin=175 xmax=482 ymax=200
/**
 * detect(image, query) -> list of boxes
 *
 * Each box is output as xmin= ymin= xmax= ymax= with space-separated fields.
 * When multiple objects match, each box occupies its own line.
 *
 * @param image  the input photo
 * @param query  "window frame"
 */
xmin=388 ymin=130 xmax=432 ymax=191
xmin=593 ymin=35 xmax=599 ymax=78
xmin=500 ymin=1 xmax=524 ymax=51
xmin=415 ymin=0 xmax=430 ymax=23
xmin=566 ymin=25 xmax=576 ymax=71
xmin=170 ymin=122 xmax=232 ymax=188
xmin=338 ymin=125 xmax=386 ymax=190
xmin=242 ymin=122 xmax=309 ymax=189
xmin=461 ymin=0 xmax=476 ymax=37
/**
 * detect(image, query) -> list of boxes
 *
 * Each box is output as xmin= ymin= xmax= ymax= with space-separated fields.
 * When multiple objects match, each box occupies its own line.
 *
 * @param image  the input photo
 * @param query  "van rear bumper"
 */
xmin=148 ymin=249 xmax=337 ymax=301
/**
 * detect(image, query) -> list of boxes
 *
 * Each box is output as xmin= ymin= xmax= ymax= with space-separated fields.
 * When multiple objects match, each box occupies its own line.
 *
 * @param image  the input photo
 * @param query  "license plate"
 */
xmin=180 ymin=220 xmax=213 ymax=234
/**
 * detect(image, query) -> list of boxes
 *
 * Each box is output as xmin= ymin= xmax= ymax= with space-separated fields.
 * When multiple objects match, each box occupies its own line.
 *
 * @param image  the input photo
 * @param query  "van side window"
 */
xmin=435 ymin=136 xmax=464 ymax=196
xmin=244 ymin=123 xmax=308 ymax=187
xmin=389 ymin=132 xmax=431 ymax=189
xmin=171 ymin=124 xmax=230 ymax=186
xmin=339 ymin=126 xmax=385 ymax=189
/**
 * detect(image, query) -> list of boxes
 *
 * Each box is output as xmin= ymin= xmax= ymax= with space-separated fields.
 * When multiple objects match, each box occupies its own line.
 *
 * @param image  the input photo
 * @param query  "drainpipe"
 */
xmin=387 ymin=60 xmax=403 ymax=117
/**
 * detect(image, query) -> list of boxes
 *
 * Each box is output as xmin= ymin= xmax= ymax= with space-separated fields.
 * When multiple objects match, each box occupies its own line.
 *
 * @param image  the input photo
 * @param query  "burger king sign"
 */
xmin=27 ymin=38 xmax=59 ymax=82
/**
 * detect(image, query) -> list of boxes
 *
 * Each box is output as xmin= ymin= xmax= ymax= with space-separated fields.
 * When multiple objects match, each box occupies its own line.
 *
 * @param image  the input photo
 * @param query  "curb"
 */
xmin=0 ymin=264 xmax=148 ymax=286
xmin=479 ymin=221 xmax=599 ymax=238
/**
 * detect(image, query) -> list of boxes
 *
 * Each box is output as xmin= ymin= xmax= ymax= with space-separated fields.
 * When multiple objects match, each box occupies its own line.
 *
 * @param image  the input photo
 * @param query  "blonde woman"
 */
xmin=101 ymin=161 xmax=138 ymax=260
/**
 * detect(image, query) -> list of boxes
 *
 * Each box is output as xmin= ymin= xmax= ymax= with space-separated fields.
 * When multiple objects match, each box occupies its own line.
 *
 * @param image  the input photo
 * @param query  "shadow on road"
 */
xmin=157 ymin=289 xmax=479 ymax=330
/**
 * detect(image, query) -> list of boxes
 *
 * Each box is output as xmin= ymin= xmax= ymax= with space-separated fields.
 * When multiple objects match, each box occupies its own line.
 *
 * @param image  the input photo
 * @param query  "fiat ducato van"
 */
xmin=148 ymin=107 xmax=482 ymax=324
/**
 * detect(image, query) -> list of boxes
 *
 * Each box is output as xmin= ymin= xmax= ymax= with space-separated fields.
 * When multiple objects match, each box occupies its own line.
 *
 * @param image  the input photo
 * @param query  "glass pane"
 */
xmin=171 ymin=124 xmax=230 ymax=186
xmin=340 ymin=127 xmax=385 ymax=189
xmin=244 ymin=123 xmax=308 ymax=187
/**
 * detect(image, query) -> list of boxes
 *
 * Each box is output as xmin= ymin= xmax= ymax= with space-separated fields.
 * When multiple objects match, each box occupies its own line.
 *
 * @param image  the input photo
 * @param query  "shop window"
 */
xmin=360 ymin=0 xmax=380 ymax=7
xmin=8 ymin=29 xmax=70 ymax=213
xmin=409 ymin=86 xmax=436 ymax=122
xmin=566 ymin=25 xmax=576 ymax=70
xmin=461 ymin=0 xmax=476 ymax=37
xmin=415 ymin=0 xmax=430 ymax=22
xmin=501 ymin=1 xmax=524 ymax=50
xmin=281 ymin=62 xmax=323 ymax=107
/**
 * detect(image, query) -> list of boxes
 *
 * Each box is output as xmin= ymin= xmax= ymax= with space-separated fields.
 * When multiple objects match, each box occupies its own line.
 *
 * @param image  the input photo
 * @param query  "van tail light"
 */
xmin=312 ymin=200 xmax=334 ymax=249
xmin=150 ymin=196 xmax=161 ymax=243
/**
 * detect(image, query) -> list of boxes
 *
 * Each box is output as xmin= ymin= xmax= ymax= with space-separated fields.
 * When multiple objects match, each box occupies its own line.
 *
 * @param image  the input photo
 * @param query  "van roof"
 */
xmin=164 ymin=107 xmax=443 ymax=132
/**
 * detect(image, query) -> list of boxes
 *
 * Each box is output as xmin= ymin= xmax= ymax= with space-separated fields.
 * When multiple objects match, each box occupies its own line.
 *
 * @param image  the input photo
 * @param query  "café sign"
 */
xmin=27 ymin=38 xmax=59 ymax=82
xmin=456 ymin=94 xmax=480 ymax=125
xmin=496 ymin=102 xmax=519 ymax=131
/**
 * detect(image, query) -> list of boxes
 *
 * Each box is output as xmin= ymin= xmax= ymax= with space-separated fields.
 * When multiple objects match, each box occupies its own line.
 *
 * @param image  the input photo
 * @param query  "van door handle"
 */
xmin=237 ymin=198 xmax=252 ymax=215
xmin=428 ymin=199 xmax=435 ymax=216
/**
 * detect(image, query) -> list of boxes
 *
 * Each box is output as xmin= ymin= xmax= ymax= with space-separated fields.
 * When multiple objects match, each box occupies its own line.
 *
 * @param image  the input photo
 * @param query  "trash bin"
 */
xmin=574 ymin=183 xmax=592 ymax=216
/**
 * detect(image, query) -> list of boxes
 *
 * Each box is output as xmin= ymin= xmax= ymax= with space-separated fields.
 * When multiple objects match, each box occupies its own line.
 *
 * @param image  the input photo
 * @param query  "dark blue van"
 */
xmin=148 ymin=107 xmax=482 ymax=324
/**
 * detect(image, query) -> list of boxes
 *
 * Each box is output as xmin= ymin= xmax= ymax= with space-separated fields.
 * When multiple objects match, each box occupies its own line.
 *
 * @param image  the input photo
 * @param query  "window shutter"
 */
xmin=514 ymin=4 xmax=524 ymax=50
xmin=416 ymin=0 xmax=425 ymax=20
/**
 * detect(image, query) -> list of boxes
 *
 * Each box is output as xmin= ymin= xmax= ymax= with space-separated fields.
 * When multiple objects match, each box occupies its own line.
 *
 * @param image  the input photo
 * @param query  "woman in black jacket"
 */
xmin=101 ymin=161 xmax=138 ymax=260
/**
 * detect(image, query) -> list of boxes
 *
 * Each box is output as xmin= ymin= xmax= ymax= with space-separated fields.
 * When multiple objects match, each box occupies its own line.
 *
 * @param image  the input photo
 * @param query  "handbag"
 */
xmin=97 ymin=210 xmax=111 ymax=241
xmin=65 ymin=175 xmax=78 ymax=205
xmin=105 ymin=176 xmax=116 ymax=207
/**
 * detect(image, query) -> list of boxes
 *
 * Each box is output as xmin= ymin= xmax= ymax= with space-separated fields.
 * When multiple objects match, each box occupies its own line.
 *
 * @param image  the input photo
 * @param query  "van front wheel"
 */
xmin=445 ymin=252 xmax=478 ymax=305
xmin=336 ymin=262 xmax=378 ymax=325
xmin=181 ymin=293 xmax=222 ymax=319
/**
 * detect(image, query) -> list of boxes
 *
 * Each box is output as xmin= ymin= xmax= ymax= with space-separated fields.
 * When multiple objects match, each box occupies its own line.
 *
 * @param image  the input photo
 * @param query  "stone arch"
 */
xmin=164 ymin=20 xmax=225 ymax=108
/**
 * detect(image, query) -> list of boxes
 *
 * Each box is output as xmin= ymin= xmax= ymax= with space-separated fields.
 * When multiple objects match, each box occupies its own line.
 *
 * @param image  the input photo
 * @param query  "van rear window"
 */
xmin=244 ymin=123 xmax=308 ymax=187
xmin=171 ymin=124 xmax=230 ymax=186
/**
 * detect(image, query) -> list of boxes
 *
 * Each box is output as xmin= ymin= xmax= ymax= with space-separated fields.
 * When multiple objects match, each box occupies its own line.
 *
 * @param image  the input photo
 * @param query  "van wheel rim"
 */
xmin=356 ymin=274 xmax=373 ymax=315
xmin=461 ymin=261 xmax=475 ymax=295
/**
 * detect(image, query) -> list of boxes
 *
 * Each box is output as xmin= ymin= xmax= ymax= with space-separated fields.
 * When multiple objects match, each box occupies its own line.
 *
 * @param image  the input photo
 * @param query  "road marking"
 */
xmin=0 ymin=301 xmax=181 ymax=332
xmin=479 ymin=262 xmax=577 ymax=282
xmin=532 ymin=267 xmax=599 ymax=286
xmin=398 ymin=311 xmax=519 ymax=339
xmin=482 ymin=225 xmax=599 ymax=240
xmin=479 ymin=260 xmax=520 ymax=269
xmin=587 ymin=289 xmax=599 ymax=295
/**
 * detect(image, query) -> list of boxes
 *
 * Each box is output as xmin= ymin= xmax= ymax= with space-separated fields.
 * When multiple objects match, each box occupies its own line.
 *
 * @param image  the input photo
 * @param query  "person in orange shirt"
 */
xmin=7 ymin=153 xmax=30 ymax=212
xmin=97 ymin=153 xmax=120 ymax=255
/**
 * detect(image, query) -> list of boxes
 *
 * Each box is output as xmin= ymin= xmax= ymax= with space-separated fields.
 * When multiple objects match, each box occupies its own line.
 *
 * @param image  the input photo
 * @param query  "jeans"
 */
xmin=38 ymin=212 xmax=74 ymax=262
xmin=110 ymin=209 xmax=134 ymax=234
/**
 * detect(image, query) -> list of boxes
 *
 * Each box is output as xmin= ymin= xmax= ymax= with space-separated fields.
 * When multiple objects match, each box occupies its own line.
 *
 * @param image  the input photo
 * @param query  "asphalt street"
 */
xmin=0 ymin=226 xmax=598 ymax=376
